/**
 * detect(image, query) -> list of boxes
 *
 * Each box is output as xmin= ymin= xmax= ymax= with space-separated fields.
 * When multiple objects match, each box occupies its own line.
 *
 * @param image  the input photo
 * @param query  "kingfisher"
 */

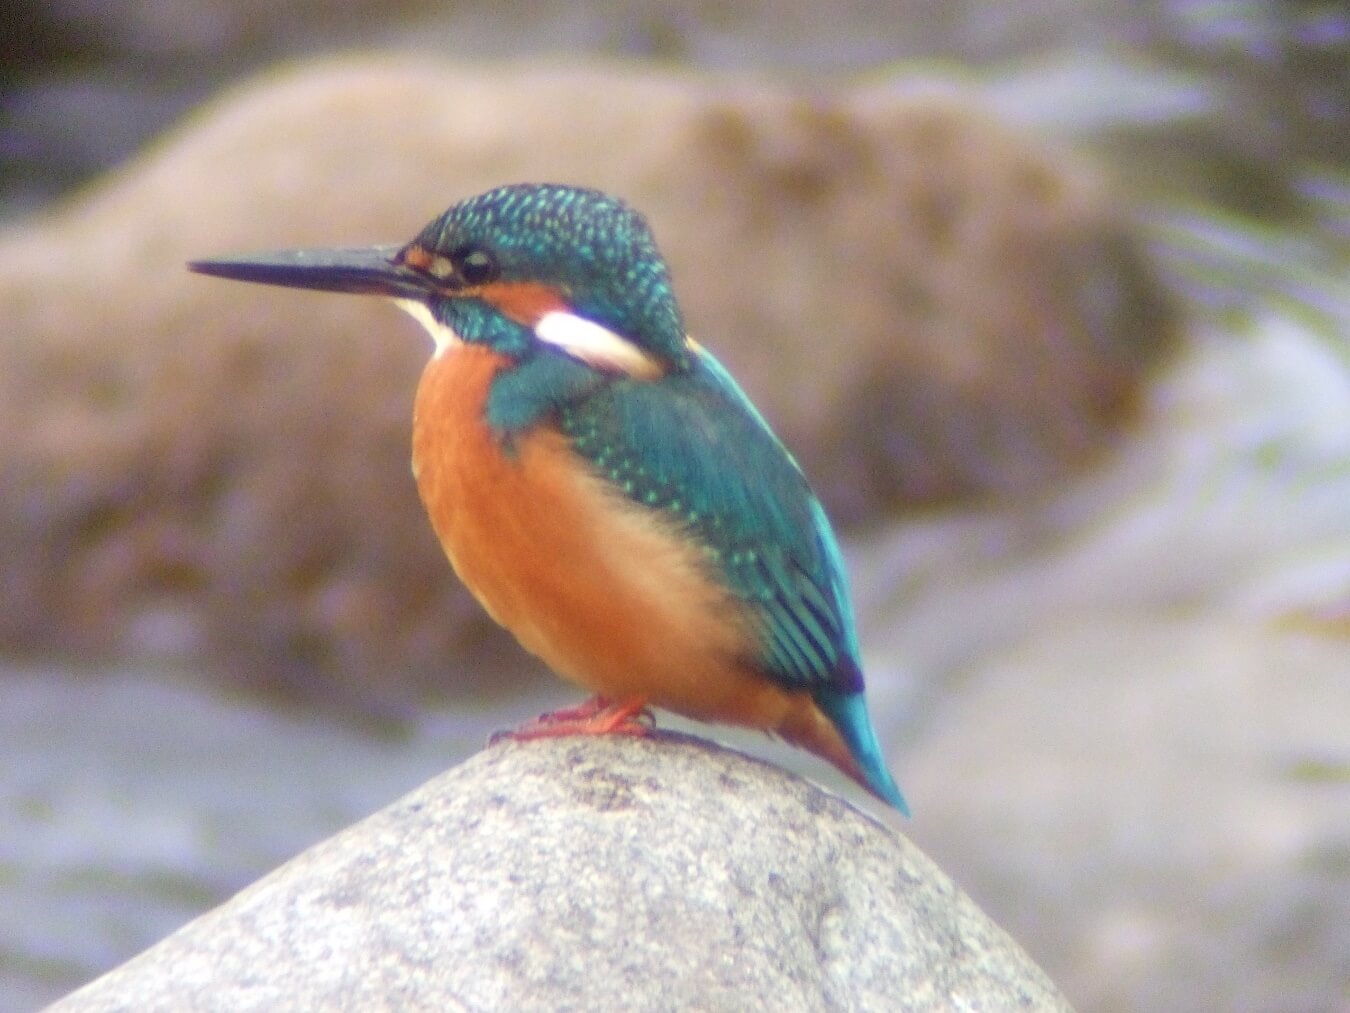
xmin=190 ymin=183 xmax=908 ymax=813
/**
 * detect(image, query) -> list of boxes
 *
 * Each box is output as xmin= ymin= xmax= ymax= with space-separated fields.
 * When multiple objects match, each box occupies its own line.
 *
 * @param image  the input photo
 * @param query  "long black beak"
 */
xmin=188 ymin=244 xmax=431 ymax=300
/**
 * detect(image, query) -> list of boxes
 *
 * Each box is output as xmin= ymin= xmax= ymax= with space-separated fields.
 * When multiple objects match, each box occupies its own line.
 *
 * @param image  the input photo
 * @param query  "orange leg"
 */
xmin=492 ymin=695 xmax=653 ymax=744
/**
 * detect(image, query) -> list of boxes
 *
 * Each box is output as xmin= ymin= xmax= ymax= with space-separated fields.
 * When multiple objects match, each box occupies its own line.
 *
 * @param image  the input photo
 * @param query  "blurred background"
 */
xmin=1 ymin=2 xmax=1347 ymax=1010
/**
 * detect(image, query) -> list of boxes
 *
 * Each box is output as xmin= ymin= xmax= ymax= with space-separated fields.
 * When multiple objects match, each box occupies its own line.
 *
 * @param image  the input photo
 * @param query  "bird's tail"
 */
xmin=814 ymin=689 xmax=910 ymax=816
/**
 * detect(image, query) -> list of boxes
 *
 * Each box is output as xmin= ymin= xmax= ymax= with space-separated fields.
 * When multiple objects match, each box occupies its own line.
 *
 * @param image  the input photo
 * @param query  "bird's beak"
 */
xmin=188 ymin=244 xmax=431 ymax=300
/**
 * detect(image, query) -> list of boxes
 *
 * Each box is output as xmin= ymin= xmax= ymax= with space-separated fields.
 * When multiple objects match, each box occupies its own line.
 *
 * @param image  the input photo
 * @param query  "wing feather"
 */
xmin=556 ymin=343 xmax=860 ymax=694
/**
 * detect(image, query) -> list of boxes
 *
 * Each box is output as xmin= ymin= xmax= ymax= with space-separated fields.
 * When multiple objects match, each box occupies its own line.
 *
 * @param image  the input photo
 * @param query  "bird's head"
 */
xmin=190 ymin=183 xmax=691 ymax=379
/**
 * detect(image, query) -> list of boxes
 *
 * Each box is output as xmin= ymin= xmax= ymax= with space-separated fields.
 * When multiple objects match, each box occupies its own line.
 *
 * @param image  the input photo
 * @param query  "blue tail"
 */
xmin=816 ymin=689 xmax=910 ymax=816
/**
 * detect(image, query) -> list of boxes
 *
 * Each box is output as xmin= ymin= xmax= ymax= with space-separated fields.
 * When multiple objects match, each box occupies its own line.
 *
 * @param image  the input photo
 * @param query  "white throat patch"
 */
xmin=534 ymin=310 xmax=663 ymax=379
xmin=396 ymin=299 xmax=462 ymax=357
xmin=395 ymin=300 xmax=663 ymax=379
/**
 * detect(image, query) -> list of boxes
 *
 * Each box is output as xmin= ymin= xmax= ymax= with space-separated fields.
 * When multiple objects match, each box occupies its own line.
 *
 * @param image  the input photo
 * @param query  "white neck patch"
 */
xmin=395 ymin=300 xmax=663 ymax=378
xmin=396 ymin=299 xmax=462 ymax=358
xmin=534 ymin=310 xmax=663 ymax=379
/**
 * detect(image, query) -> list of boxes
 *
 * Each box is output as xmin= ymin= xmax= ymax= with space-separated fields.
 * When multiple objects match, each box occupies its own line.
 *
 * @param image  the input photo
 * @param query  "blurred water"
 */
xmin=853 ymin=306 xmax=1350 ymax=706
xmin=0 ymin=666 xmax=541 ymax=1010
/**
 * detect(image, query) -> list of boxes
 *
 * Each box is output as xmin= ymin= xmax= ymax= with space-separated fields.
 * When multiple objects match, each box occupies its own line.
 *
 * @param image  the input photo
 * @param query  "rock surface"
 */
xmin=49 ymin=734 xmax=1072 ymax=1012
xmin=0 ymin=57 xmax=1173 ymax=704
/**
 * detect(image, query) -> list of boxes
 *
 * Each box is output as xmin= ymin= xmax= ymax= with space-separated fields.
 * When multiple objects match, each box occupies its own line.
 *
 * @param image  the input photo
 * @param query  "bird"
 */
xmin=189 ymin=183 xmax=908 ymax=813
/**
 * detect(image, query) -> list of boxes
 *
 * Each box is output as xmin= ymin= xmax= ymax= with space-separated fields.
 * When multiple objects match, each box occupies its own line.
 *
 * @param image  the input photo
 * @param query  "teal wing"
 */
xmin=556 ymin=344 xmax=863 ymax=695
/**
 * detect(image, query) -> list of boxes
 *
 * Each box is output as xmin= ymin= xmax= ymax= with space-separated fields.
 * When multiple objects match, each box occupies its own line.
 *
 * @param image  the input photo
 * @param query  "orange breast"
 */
xmin=410 ymin=344 xmax=858 ymax=778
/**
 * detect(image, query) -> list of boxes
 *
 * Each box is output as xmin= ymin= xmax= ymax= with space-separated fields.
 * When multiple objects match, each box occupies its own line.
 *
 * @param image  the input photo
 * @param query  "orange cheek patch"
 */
xmin=400 ymin=245 xmax=433 ymax=270
xmin=476 ymin=281 xmax=569 ymax=326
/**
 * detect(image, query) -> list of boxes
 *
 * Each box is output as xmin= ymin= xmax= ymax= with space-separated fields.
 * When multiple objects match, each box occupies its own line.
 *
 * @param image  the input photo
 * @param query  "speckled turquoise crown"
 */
xmin=415 ymin=184 xmax=689 ymax=366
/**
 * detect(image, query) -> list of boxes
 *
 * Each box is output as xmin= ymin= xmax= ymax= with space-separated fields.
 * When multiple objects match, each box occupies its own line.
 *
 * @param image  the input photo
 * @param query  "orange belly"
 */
xmin=410 ymin=344 xmax=855 ymax=774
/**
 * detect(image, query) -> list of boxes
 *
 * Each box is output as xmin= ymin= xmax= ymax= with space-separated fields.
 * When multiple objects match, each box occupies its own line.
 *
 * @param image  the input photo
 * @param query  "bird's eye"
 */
xmin=452 ymin=246 xmax=500 ymax=286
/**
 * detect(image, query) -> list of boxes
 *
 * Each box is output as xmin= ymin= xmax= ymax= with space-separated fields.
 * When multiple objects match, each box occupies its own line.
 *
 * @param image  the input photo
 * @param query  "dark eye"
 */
xmin=452 ymin=246 xmax=499 ymax=286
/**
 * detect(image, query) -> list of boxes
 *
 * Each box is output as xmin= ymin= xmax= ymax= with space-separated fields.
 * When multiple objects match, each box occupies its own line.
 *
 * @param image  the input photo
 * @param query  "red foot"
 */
xmin=491 ymin=696 xmax=653 ymax=744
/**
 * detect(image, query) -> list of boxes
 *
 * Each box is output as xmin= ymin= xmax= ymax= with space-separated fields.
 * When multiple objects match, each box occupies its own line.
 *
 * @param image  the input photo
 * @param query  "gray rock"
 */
xmin=50 ymin=734 xmax=1071 ymax=1012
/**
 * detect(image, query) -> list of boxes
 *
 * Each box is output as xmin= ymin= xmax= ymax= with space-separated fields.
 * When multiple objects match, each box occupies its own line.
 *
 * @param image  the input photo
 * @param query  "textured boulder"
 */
xmin=0 ymin=58 xmax=1174 ymax=702
xmin=51 ymin=734 xmax=1072 ymax=1012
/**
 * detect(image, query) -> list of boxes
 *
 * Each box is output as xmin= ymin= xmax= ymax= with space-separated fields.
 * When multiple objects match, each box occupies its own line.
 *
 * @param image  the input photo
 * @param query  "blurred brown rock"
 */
xmin=0 ymin=57 xmax=1174 ymax=706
